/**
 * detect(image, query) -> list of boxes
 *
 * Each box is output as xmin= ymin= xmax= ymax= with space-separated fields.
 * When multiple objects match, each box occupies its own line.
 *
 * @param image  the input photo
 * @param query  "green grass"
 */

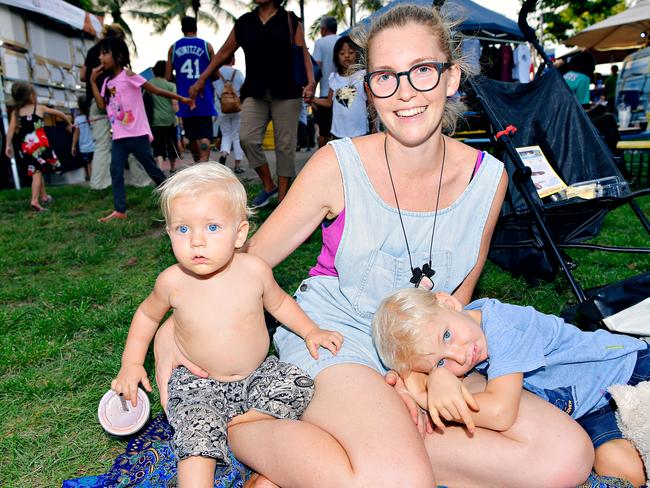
xmin=0 ymin=183 xmax=648 ymax=487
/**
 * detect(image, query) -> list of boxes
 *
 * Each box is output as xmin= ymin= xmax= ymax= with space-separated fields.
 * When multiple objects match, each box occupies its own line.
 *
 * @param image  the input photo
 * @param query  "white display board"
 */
xmin=0 ymin=5 xmax=26 ymax=46
xmin=28 ymin=21 xmax=73 ymax=66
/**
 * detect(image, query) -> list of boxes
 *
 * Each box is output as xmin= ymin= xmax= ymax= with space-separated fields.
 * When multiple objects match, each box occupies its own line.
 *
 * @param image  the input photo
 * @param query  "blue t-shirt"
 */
xmin=469 ymin=298 xmax=646 ymax=419
xmin=171 ymin=36 xmax=217 ymax=117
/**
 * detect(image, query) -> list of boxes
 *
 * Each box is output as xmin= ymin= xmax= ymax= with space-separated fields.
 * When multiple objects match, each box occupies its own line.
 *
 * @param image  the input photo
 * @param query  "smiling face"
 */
xmin=410 ymin=298 xmax=488 ymax=378
xmin=167 ymin=192 xmax=248 ymax=277
xmin=366 ymin=22 xmax=460 ymax=146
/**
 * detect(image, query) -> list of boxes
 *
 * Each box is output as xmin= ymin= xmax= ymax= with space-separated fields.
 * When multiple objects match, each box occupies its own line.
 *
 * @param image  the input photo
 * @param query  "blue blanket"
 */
xmin=62 ymin=414 xmax=250 ymax=487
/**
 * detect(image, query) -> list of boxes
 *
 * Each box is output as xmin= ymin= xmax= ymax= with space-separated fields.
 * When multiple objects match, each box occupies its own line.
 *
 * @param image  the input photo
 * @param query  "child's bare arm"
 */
xmin=402 ymin=371 xmax=428 ymax=409
xmin=112 ymin=271 xmax=174 ymax=406
xmin=469 ymin=373 xmax=523 ymax=432
xmin=311 ymin=89 xmax=333 ymax=108
xmin=142 ymin=81 xmax=195 ymax=110
xmin=5 ymin=111 xmax=16 ymax=157
xmin=258 ymin=259 xmax=343 ymax=359
xmin=71 ymin=126 xmax=79 ymax=155
xmin=42 ymin=107 xmax=73 ymax=128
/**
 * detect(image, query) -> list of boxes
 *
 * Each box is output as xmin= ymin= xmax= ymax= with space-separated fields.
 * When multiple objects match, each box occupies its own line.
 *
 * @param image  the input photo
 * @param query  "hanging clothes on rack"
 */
xmin=512 ymin=44 xmax=531 ymax=83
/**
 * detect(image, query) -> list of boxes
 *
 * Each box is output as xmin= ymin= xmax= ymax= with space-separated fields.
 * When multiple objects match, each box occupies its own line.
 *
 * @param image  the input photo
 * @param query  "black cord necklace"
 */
xmin=384 ymin=134 xmax=446 ymax=290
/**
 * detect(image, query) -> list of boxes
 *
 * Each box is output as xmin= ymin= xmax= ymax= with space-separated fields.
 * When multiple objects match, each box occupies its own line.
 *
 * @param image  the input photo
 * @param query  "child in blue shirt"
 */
xmin=372 ymin=288 xmax=649 ymax=486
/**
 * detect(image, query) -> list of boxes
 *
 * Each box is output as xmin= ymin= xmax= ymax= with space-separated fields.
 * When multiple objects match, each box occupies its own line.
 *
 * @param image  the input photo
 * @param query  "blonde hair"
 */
xmin=156 ymin=162 xmax=252 ymax=223
xmin=372 ymin=288 xmax=449 ymax=374
xmin=351 ymin=4 xmax=475 ymax=134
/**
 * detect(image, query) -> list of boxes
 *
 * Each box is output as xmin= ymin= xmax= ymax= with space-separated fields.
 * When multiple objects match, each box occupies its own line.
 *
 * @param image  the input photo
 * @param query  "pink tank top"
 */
xmin=309 ymin=150 xmax=485 ymax=278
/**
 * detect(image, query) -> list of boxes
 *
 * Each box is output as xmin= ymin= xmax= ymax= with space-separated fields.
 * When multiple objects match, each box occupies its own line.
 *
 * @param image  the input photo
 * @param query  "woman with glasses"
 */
xmin=156 ymin=4 xmax=594 ymax=486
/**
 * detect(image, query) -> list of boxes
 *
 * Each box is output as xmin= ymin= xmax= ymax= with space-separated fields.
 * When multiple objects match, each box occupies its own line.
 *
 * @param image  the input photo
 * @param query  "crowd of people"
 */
xmin=5 ymin=1 xmax=647 ymax=486
xmin=6 ymin=7 xmax=373 ymax=217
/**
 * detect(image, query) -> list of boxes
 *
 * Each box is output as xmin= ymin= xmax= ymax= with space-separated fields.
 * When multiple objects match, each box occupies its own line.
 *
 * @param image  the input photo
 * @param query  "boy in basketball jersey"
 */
xmin=166 ymin=16 xmax=218 ymax=162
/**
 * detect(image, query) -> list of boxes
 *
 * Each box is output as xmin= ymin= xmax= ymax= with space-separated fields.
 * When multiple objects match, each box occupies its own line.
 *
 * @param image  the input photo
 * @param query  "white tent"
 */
xmin=566 ymin=0 xmax=650 ymax=51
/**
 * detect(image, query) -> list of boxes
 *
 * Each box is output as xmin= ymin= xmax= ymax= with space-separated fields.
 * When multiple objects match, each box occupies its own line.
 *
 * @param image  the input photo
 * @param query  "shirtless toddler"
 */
xmin=111 ymin=162 xmax=343 ymax=486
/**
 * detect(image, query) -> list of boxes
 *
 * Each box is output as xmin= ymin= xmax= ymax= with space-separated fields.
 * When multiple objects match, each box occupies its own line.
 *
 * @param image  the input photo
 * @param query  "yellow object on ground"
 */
xmin=263 ymin=122 xmax=275 ymax=151
xmin=617 ymin=140 xmax=650 ymax=150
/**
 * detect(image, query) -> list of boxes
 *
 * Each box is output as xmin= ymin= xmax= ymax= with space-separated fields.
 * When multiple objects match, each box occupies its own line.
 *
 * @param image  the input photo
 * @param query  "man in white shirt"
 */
xmin=312 ymin=16 xmax=338 ymax=147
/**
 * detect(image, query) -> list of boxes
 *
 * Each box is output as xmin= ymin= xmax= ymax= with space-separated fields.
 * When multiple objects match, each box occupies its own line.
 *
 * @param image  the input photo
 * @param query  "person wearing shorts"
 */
xmin=167 ymin=356 xmax=314 ymax=466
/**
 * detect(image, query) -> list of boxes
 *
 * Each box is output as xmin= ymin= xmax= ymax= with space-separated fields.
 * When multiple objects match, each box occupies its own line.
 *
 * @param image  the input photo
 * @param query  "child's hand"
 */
xmin=111 ymin=363 xmax=153 ymax=407
xmin=304 ymin=328 xmax=343 ymax=359
xmin=181 ymin=97 xmax=195 ymax=110
xmin=5 ymin=146 xmax=13 ymax=158
xmin=90 ymin=65 xmax=103 ymax=82
xmin=426 ymin=368 xmax=479 ymax=433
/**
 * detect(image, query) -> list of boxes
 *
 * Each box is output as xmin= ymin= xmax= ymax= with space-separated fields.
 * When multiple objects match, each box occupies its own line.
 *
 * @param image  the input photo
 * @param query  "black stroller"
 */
xmin=466 ymin=0 xmax=650 ymax=333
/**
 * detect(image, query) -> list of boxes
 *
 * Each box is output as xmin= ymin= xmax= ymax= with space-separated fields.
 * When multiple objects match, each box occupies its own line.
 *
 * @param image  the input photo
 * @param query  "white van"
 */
xmin=616 ymin=46 xmax=650 ymax=129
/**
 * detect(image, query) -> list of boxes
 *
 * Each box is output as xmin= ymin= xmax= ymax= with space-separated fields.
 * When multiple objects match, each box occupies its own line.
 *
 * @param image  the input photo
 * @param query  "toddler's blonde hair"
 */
xmin=156 ymin=162 xmax=252 ymax=223
xmin=372 ymin=288 xmax=449 ymax=374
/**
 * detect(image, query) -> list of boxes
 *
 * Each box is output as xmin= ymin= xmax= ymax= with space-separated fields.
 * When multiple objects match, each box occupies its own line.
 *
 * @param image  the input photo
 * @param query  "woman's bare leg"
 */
xmin=228 ymin=363 xmax=435 ymax=488
xmin=426 ymin=389 xmax=594 ymax=488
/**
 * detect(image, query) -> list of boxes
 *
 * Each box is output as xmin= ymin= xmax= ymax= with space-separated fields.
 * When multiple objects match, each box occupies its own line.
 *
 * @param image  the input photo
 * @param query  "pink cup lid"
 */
xmin=98 ymin=388 xmax=150 ymax=436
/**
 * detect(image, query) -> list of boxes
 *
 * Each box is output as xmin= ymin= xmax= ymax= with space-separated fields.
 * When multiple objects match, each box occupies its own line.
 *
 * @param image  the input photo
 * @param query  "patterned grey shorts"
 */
xmin=167 ymin=355 xmax=315 ymax=465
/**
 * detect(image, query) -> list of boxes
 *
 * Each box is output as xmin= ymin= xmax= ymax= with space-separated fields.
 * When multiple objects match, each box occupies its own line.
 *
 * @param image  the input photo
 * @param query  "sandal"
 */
xmin=98 ymin=210 xmax=127 ymax=222
xmin=234 ymin=167 xmax=245 ymax=174
xmin=31 ymin=204 xmax=48 ymax=213
xmin=41 ymin=195 xmax=54 ymax=205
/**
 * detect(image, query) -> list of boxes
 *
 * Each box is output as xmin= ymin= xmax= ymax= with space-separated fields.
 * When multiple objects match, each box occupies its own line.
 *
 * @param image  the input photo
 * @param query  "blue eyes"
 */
xmin=435 ymin=330 xmax=451 ymax=368
xmin=175 ymin=224 xmax=220 ymax=234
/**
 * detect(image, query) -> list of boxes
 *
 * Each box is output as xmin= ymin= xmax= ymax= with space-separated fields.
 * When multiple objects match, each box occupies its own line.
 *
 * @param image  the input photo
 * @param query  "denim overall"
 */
xmin=274 ymin=137 xmax=504 ymax=377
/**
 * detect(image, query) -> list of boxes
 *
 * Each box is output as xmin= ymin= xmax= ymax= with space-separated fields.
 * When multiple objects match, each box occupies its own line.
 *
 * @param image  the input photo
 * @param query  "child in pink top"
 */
xmin=90 ymin=37 xmax=194 ymax=222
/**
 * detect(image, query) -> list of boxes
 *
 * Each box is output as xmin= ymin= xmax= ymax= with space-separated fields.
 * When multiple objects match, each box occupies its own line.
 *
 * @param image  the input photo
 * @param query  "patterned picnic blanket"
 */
xmin=62 ymin=414 xmax=250 ymax=488
xmin=62 ymin=414 xmax=632 ymax=488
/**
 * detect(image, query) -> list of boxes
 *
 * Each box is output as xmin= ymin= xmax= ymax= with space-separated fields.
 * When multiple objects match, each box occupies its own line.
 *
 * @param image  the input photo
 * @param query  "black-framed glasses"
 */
xmin=364 ymin=61 xmax=452 ymax=98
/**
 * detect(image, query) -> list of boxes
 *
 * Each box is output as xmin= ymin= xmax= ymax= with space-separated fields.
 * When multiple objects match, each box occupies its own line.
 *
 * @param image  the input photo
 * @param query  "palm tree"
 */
xmin=86 ymin=0 xmax=134 ymax=36
xmin=129 ymin=0 xmax=243 ymax=35
xmin=307 ymin=0 xmax=383 ymax=40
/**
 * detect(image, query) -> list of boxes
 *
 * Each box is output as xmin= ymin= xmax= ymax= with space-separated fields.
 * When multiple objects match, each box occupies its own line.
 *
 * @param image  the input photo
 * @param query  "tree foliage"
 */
xmin=128 ymin=0 xmax=243 ymax=35
xmin=307 ymin=0 xmax=383 ymax=40
xmin=539 ymin=0 xmax=627 ymax=43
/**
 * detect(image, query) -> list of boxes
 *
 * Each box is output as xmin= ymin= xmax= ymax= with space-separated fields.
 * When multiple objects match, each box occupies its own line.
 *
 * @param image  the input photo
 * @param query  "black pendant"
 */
xmin=410 ymin=264 xmax=435 ymax=290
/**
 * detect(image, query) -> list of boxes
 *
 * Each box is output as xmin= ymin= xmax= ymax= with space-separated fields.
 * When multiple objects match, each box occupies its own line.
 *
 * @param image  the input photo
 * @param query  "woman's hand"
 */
xmin=302 ymin=81 xmax=315 ymax=102
xmin=188 ymin=79 xmax=205 ymax=100
xmin=426 ymin=368 xmax=479 ymax=433
xmin=90 ymin=65 xmax=103 ymax=83
xmin=5 ymin=145 xmax=13 ymax=158
xmin=153 ymin=318 xmax=209 ymax=410
xmin=385 ymin=370 xmax=433 ymax=437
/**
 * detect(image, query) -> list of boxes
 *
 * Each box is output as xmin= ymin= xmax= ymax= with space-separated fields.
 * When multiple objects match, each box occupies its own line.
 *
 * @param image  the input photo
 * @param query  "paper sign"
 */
xmin=515 ymin=146 xmax=567 ymax=198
